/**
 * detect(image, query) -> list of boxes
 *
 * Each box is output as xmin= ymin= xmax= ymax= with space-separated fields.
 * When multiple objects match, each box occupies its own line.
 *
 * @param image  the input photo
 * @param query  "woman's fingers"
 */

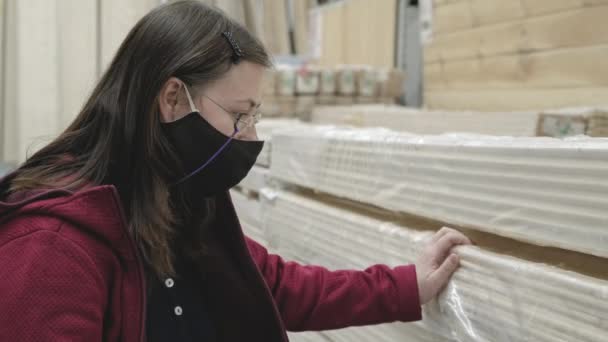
xmin=429 ymin=253 xmax=460 ymax=288
xmin=433 ymin=231 xmax=471 ymax=262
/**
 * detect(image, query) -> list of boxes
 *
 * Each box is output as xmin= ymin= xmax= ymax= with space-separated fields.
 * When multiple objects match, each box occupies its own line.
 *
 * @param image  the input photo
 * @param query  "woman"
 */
xmin=0 ymin=1 xmax=471 ymax=341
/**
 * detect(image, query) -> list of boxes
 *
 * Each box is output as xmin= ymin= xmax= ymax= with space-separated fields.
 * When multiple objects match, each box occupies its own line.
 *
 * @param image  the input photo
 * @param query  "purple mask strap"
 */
xmin=174 ymin=127 xmax=239 ymax=185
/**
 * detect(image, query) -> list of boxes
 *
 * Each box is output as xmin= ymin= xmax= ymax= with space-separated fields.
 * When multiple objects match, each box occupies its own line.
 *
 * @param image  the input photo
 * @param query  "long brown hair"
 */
xmin=4 ymin=1 xmax=271 ymax=277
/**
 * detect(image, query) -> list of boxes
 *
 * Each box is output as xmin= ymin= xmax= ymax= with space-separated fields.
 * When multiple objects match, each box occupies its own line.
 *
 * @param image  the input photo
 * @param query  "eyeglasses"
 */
xmin=201 ymin=94 xmax=262 ymax=133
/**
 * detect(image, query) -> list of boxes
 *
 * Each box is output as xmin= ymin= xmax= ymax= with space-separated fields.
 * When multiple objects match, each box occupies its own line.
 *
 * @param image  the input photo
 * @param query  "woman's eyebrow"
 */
xmin=236 ymin=98 xmax=261 ymax=108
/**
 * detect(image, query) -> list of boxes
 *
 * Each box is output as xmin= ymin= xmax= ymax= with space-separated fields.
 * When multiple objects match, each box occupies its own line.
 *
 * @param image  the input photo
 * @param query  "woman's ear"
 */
xmin=158 ymin=77 xmax=185 ymax=122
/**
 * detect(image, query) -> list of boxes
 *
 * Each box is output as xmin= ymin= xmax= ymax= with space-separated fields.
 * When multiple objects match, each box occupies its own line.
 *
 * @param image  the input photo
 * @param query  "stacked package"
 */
xmin=261 ymin=189 xmax=608 ymax=342
xmin=538 ymin=107 xmax=608 ymax=137
xmin=233 ymin=119 xmax=608 ymax=341
xmin=270 ymin=126 xmax=608 ymax=258
xmin=262 ymin=65 xmax=405 ymax=120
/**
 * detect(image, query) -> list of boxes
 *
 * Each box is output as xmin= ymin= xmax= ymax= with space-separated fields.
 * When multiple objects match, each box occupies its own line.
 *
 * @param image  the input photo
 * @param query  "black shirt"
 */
xmin=145 ymin=254 xmax=217 ymax=342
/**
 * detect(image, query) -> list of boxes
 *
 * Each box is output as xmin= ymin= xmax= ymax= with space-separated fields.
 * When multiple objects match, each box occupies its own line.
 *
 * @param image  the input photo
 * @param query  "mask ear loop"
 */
xmin=182 ymin=83 xmax=198 ymax=113
xmin=173 ymin=83 xmax=240 ymax=186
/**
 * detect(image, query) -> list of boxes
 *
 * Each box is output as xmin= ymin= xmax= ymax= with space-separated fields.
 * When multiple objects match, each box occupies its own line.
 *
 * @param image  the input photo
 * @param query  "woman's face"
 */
xmin=159 ymin=61 xmax=266 ymax=141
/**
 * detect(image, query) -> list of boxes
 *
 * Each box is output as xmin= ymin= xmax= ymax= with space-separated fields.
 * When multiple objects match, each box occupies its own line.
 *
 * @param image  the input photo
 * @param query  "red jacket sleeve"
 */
xmin=0 ymin=230 xmax=105 ymax=341
xmin=246 ymin=237 xmax=422 ymax=331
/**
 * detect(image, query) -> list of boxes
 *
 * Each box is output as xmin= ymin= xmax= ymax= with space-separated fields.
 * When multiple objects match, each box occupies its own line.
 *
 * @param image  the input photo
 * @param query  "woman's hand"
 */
xmin=415 ymin=227 xmax=472 ymax=305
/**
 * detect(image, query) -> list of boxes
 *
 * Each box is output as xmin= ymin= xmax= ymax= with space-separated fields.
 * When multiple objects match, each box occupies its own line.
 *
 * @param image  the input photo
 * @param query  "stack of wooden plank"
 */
xmin=269 ymin=126 xmax=608 ymax=259
xmin=424 ymin=0 xmax=608 ymax=111
xmin=261 ymin=189 xmax=608 ymax=341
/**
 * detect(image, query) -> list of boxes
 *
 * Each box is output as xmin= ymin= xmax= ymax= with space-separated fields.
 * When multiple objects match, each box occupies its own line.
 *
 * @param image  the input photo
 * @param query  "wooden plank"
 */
xmin=292 ymin=0 xmax=315 ymax=56
xmin=584 ymin=0 xmax=608 ymax=4
xmin=343 ymin=0 xmax=396 ymax=67
xmin=434 ymin=0 xmax=465 ymax=7
xmin=522 ymin=0 xmax=583 ymax=16
xmin=425 ymin=6 xmax=608 ymax=63
xmin=427 ymin=45 xmax=608 ymax=90
xmin=433 ymin=0 xmax=474 ymax=34
xmin=317 ymin=2 xmax=345 ymax=66
xmin=524 ymin=6 xmax=608 ymax=50
xmin=425 ymin=20 xmax=523 ymax=62
xmin=425 ymin=87 xmax=608 ymax=111
xmin=423 ymin=62 xmax=445 ymax=88
xmin=262 ymin=0 xmax=290 ymax=55
xmin=469 ymin=0 xmax=525 ymax=26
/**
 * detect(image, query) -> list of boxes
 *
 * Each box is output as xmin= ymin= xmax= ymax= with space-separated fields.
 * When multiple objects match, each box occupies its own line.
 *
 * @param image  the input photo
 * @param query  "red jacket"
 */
xmin=0 ymin=184 xmax=421 ymax=341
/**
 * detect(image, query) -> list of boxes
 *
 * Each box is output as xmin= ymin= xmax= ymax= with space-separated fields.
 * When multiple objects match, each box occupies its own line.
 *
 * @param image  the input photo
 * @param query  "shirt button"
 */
xmin=165 ymin=278 xmax=174 ymax=288
xmin=174 ymin=306 xmax=183 ymax=316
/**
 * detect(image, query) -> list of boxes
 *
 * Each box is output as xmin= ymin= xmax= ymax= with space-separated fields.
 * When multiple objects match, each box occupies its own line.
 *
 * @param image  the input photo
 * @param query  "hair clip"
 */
xmin=222 ymin=31 xmax=244 ymax=64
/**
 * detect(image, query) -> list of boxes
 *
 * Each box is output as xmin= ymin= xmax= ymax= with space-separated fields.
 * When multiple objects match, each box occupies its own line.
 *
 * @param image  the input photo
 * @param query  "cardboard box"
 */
xmin=295 ymin=68 xmax=320 ymax=95
xmin=379 ymin=69 xmax=405 ymax=98
xmin=336 ymin=67 xmax=356 ymax=95
xmin=537 ymin=113 xmax=587 ymax=138
xmin=356 ymin=68 xmax=379 ymax=97
xmin=295 ymin=95 xmax=316 ymax=121
xmin=319 ymin=68 xmax=337 ymax=95
xmin=276 ymin=67 xmax=296 ymax=96
xmin=263 ymin=69 xmax=276 ymax=96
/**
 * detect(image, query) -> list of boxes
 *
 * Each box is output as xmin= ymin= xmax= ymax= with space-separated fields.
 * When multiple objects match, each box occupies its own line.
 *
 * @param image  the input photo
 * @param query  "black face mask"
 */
xmin=161 ymin=112 xmax=263 ymax=197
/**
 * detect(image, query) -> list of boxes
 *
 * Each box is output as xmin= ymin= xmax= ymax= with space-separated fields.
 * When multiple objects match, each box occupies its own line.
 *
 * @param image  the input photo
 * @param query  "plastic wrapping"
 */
xmin=269 ymin=125 xmax=608 ymax=259
xmin=261 ymin=189 xmax=608 ymax=342
xmin=254 ymin=119 xmax=305 ymax=167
